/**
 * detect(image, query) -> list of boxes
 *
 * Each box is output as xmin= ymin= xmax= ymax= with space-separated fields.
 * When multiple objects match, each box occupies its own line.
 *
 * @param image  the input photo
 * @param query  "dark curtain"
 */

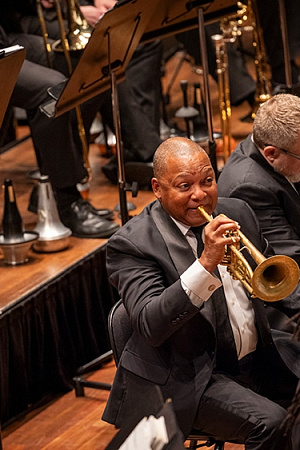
xmin=0 ymin=244 xmax=117 ymax=425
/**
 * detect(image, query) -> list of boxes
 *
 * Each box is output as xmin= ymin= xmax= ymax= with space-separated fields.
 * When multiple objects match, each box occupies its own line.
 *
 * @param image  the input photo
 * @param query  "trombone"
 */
xmin=211 ymin=33 xmax=233 ymax=163
xmin=210 ymin=1 xmax=248 ymax=162
xmin=36 ymin=0 xmax=92 ymax=184
xmin=198 ymin=206 xmax=299 ymax=302
xmin=246 ymin=0 xmax=272 ymax=119
xmin=210 ymin=0 xmax=273 ymax=163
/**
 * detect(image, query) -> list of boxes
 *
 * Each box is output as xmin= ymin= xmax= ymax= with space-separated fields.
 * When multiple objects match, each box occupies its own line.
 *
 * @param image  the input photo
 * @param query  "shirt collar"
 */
xmin=170 ymin=217 xmax=191 ymax=236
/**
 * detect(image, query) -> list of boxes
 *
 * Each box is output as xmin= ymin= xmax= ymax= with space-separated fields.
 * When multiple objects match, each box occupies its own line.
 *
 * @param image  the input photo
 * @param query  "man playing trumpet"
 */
xmin=103 ymin=137 xmax=300 ymax=449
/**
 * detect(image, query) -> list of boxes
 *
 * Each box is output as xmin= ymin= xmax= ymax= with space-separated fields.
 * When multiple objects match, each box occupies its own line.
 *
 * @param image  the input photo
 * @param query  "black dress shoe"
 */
xmin=88 ymin=204 xmax=115 ymax=220
xmin=59 ymin=199 xmax=120 ymax=238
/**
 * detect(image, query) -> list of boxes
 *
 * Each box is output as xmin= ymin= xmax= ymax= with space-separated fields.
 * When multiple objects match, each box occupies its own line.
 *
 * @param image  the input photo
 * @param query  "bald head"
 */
xmin=151 ymin=137 xmax=217 ymax=226
xmin=153 ymin=137 xmax=208 ymax=181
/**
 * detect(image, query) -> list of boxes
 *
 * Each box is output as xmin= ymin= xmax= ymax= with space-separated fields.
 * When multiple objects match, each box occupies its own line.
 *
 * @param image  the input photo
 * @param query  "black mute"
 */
xmin=2 ymin=178 xmax=24 ymax=242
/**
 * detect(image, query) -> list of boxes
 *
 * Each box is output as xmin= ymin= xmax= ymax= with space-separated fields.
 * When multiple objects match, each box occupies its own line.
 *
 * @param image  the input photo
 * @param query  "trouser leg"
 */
xmin=10 ymin=59 xmax=103 ymax=189
xmin=100 ymin=78 xmax=162 ymax=163
xmin=125 ymin=41 xmax=163 ymax=134
xmin=193 ymin=373 xmax=293 ymax=450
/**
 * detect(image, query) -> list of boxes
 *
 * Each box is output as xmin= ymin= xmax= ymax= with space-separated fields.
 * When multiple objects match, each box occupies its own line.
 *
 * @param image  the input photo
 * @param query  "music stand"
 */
xmin=141 ymin=0 xmax=237 ymax=43
xmin=0 ymin=46 xmax=25 ymax=129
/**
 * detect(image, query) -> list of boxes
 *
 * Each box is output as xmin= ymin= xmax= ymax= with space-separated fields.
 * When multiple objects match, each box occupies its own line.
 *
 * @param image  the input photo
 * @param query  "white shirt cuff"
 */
xmin=181 ymin=259 xmax=222 ymax=308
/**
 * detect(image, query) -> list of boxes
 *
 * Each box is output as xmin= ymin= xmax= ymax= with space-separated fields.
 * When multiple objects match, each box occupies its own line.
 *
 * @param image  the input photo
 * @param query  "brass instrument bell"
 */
xmin=52 ymin=0 xmax=93 ymax=52
xmin=198 ymin=206 xmax=299 ymax=302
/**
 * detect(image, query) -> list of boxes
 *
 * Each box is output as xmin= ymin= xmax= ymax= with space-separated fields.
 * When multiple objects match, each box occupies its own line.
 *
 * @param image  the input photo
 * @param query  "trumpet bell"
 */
xmin=252 ymin=255 xmax=299 ymax=302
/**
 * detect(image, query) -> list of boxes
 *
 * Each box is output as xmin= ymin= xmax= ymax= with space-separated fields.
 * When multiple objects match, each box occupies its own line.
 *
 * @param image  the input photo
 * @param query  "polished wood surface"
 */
xmin=0 ymin=128 xmax=155 ymax=311
xmin=0 ymin=49 xmax=254 ymax=449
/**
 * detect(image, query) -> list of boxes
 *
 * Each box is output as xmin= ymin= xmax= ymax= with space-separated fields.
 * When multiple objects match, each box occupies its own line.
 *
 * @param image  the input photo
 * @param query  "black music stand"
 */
xmin=141 ymin=0 xmax=236 ymax=43
xmin=0 ymin=46 xmax=25 ymax=129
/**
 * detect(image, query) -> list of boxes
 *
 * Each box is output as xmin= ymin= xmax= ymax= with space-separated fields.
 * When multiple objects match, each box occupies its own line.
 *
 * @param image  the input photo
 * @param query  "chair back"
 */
xmin=108 ymin=300 xmax=226 ymax=450
xmin=108 ymin=300 xmax=133 ymax=365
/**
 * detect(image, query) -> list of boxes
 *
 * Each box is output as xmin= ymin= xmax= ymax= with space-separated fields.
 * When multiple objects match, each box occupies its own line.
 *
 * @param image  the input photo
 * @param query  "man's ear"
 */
xmin=263 ymin=146 xmax=280 ymax=164
xmin=152 ymin=178 xmax=161 ymax=200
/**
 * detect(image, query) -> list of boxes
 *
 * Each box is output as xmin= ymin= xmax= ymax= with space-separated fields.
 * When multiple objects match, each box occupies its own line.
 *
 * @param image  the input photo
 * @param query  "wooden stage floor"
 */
xmin=0 ymin=51 xmax=253 ymax=449
xmin=0 ymin=128 xmax=155 ymax=313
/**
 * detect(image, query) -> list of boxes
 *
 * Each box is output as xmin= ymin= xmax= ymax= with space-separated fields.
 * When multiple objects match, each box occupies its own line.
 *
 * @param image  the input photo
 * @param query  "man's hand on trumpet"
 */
xmin=199 ymin=214 xmax=240 ymax=274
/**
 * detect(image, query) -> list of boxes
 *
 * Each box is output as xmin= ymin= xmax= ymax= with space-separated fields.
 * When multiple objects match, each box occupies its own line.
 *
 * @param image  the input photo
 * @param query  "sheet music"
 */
xmin=119 ymin=415 xmax=168 ymax=450
xmin=0 ymin=45 xmax=24 ymax=58
xmin=0 ymin=45 xmax=25 ymax=129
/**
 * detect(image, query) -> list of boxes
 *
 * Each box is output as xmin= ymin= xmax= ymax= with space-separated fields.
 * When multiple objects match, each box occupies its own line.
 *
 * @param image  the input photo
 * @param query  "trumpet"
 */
xmin=211 ymin=33 xmax=233 ymax=162
xmin=198 ymin=206 xmax=299 ymax=302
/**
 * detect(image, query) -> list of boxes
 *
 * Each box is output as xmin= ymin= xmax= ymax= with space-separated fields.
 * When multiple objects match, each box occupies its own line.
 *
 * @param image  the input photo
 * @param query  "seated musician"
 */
xmin=103 ymin=136 xmax=300 ymax=449
xmin=218 ymin=94 xmax=300 ymax=267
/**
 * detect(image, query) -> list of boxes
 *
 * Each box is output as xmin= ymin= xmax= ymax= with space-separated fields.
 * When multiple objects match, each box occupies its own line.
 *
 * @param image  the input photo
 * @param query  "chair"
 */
xmin=108 ymin=300 xmax=226 ymax=450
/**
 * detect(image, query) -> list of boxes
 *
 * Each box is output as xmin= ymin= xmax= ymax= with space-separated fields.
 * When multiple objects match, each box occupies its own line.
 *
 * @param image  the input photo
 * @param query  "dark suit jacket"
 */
xmin=103 ymin=198 xmax=300 ymax=438
xmin=218 ymin=134 xmax=300 ymax=266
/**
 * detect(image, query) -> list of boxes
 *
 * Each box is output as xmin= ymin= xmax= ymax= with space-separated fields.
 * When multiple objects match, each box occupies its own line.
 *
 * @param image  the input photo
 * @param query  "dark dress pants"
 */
xmin=193 ymin=351 xmax=298 ymax=450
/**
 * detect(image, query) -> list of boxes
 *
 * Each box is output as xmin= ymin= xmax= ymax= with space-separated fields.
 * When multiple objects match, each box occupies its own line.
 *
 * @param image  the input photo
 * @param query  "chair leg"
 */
xmin=188 ymin=438 xmax=217 ymax=448
xmin=73 ymin=350 xmax=113 ymax=397
xmin=187 ymin=437 xmax=226 ymax=449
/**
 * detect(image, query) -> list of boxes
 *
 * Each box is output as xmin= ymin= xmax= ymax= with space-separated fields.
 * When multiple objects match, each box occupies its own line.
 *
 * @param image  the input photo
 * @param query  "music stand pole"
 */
xmin=110 ymin=70 xmax=130 ymax=225
xmin=197 ymin=7 xmax=218 ymax=178
xmin=278 ymin=0 xmax=292 ymax=92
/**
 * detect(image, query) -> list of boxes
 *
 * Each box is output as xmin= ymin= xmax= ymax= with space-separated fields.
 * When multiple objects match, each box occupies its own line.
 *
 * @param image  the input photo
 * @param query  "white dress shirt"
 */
xmin=172 ymin=218 xmax=258 ymax=360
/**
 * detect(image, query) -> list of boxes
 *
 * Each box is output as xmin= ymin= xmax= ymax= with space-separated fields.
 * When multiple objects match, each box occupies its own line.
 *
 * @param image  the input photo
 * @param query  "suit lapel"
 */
xmin=246 ymin=137 xmax=300 ymax=234
xmin=151 ymin=201 xmax=195 ymax=276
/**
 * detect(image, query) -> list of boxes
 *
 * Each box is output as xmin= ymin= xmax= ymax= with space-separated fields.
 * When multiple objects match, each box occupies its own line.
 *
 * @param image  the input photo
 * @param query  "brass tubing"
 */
xmin=198 ymin=206 xmax=299 ymax=301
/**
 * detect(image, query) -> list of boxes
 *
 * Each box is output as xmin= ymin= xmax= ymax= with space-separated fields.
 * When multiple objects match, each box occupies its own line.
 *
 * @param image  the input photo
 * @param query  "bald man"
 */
xmin=103 ymin=137 xmax=300 ymax=449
